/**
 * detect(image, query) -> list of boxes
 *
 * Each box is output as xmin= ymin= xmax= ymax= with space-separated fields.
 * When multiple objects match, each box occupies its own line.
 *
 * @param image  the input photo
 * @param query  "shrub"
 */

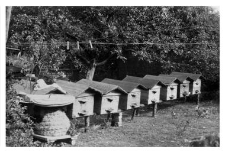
xmin=6 ymin=79 xmax=35 ymax=147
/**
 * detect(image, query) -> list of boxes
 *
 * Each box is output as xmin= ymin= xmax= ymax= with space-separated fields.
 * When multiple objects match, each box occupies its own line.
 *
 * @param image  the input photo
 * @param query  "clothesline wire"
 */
xmin=6 ymin=41 xmax=218 ymax=46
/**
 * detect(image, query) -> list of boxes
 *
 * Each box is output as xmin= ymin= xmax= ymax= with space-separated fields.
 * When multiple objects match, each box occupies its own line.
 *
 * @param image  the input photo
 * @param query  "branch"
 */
xmin=96 ymin=53 xmax=115 ymax=66
xmin=76 ymin=52 xmax=91 ymax=65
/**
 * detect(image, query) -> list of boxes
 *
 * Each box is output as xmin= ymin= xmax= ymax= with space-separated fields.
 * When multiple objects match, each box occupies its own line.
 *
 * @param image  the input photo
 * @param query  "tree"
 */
xmin=6 ymin=6 xmax=12 ymax=42
xmin=7 ymin=6 xmax=219 ymax=85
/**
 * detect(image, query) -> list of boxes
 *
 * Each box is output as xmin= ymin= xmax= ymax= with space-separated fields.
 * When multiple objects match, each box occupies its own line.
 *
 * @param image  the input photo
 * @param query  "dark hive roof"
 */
xmin=55 ymin=80 xmax=101 ymax=97
xmin=76 ymin=79 xmax=127 ymax=95
xmin=159 ymin=74 xmax=193 ymax=82
xmin=123 ymin=75 xmax=165 ymax=89
xmin=101 ymin=78 xmax=147 ymax=93
xmin=171 ymin=72 xmax=203 ymax=81
xmin=144 ymin=75 xmax=181 ymax=85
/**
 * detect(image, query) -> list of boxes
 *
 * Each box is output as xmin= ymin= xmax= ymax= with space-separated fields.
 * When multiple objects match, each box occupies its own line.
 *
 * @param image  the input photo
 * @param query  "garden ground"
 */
xmin=63 ymin=98 xmax=219 ymax=147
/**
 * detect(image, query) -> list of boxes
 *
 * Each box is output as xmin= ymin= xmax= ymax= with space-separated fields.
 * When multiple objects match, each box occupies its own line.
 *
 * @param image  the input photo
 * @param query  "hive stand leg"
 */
xmin=135 ymin=108 xmax=140 ymax=116
xmin=107 ymin=113 xmax=111 ymax=122
xmin=111 ymin=113 xmax=116 ymax=126
xmin=131 ymin=108 xmax=136 ymax=120
xmin=152 ymin=102 xmax=158 ymax=117
xmin=197 ymin=93 xmax=200 ymax=108
xmin=84 ymin=116 xmax=90 ymax=132
xmin=118 ymin=112 xmax=122 ymax=127
xmin=184 ymin=95 xmax=187 ymax=102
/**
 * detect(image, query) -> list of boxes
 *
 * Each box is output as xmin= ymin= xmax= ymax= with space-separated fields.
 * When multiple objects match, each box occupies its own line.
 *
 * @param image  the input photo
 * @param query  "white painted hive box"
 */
xmin=76 ymin=79 xmax=127 ymax=115
xmin=171 ymin=72 xmax=203 ymax=95
xmin=102 ymin=78 xmax=147 ymax=110
xmin=123 ymin=76 xmax=165 ymax=104
xmin=56 ymin=80 xmax=101 ymax=118
xmin=144 ymin=75 xmax=181 ymax=101
xmin=159 ymin=74 xmax=193 ymax=98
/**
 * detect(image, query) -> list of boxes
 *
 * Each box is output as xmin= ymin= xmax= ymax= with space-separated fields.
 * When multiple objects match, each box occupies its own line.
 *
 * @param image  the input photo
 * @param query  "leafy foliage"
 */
xmin=6 ymin=79 xmax=35 ymax=146
xmin=7 ymin=6 xmax=219 ymax=84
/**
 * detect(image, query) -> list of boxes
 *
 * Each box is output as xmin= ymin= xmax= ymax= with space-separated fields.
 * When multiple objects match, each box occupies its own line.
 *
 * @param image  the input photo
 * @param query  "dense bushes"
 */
xmin=6 ymin=79 xmax=34 ymax=146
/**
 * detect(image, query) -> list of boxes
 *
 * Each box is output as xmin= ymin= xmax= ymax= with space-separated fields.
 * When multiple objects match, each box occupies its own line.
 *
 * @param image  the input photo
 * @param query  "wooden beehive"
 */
xmin=102 ymin=78 xmax=147 ymax=110
xmin=171 ymin=72 xmax=203 ymax=95
xmin=123 ymin=76 xmax=165 ymax=105
xmin=143 ymin=75 xmax=181 ymax=101
xmin=159 ymin=74 xmax=193 ymax=98
xmin=76 ymin=79 xmax=127 ymax=115
xmin=55 ymin=80 xmax=101 ymax=118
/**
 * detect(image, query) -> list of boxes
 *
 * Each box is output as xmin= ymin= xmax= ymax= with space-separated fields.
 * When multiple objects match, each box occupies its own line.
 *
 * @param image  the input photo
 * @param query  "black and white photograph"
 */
xmin=2 ymin=1 xmax=222 ymax=149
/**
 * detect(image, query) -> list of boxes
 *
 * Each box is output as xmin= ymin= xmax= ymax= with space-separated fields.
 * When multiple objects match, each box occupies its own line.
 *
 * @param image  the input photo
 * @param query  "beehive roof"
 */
xmin=123 ymin=75 xmax=165 ymax=89
xmin=171 ymin=72 xmax=203 ymax=81
xmin=144 ymin=75 xmax=181 ymax=85
xmin=24 ymin=94 xmax=74 ymax=107
xmin=76 ymin=79 xmax=127 ymax=95
xmin=55 ymin=80 xmax=101 ymax=97
xmin=101 ymin=78 xmax=147 ymax=93
xmin=159 ymin=74 xmax=193 ymax=82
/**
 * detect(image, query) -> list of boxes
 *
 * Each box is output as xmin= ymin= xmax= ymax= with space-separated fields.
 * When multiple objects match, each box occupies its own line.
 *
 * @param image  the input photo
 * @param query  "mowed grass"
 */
xmin=68 ymin=100 xmax=219 ymax=147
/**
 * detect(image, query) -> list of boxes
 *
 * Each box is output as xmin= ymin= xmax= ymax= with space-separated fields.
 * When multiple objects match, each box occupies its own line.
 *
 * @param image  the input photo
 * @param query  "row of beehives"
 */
xmin=52 ymin=71 xmax=203 ymax=118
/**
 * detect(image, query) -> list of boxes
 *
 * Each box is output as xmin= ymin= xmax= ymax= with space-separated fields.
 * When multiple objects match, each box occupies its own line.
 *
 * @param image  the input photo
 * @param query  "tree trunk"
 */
xmin=86 ymin=64 xmax=96 ymax=80
xmin=6 ymin=6 xmax=12 ymax=42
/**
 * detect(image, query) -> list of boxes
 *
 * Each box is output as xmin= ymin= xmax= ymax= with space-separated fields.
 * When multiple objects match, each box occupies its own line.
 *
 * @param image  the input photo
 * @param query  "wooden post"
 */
xmin=131 ymin=108 xmax=136 ymax=120
xmin=111 ymin=112 xmax=122 ymax=127
xmin=118 ymin=112 xmax=122 ymax=127
xmin=184 ymin=95 xmax=187 ymax=102
xmin=107 ymin=113 xmax=111 ymax=122
xmin=152 ymin=102 xmax=158 ymax=117
xmin=67 ymin=41 xmax=70 ymax=50
xmin=197 ymin=93 xmax=200 ymax=108
xmin=84 ymin=116 xmax=90 ymax=132
xmin=135 ymin=108 xmax=139 ymax=116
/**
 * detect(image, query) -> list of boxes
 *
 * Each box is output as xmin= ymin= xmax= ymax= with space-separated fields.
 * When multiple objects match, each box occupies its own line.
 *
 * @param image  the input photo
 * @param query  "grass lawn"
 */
xmin=66 ymin=100 xmax=219 ymax=147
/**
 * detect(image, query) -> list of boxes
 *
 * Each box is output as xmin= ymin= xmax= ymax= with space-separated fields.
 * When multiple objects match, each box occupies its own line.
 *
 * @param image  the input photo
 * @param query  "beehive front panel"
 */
xmin=127 ymin=88 xmax=141 ymax=109
xmin=192 ymin=79 xmax=201 ymax=94
xmin=166 ymin=83 xmax=178 ymax=100
xmin=73 ymin=93 xmax=94 ymax=118
xmin=101 ymin=92 xmax=121 ymax=114
xmin=179 ymin=80 xmax=190 ymax=97
xmin=148 ymin=85 xmax=161 ymax=104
